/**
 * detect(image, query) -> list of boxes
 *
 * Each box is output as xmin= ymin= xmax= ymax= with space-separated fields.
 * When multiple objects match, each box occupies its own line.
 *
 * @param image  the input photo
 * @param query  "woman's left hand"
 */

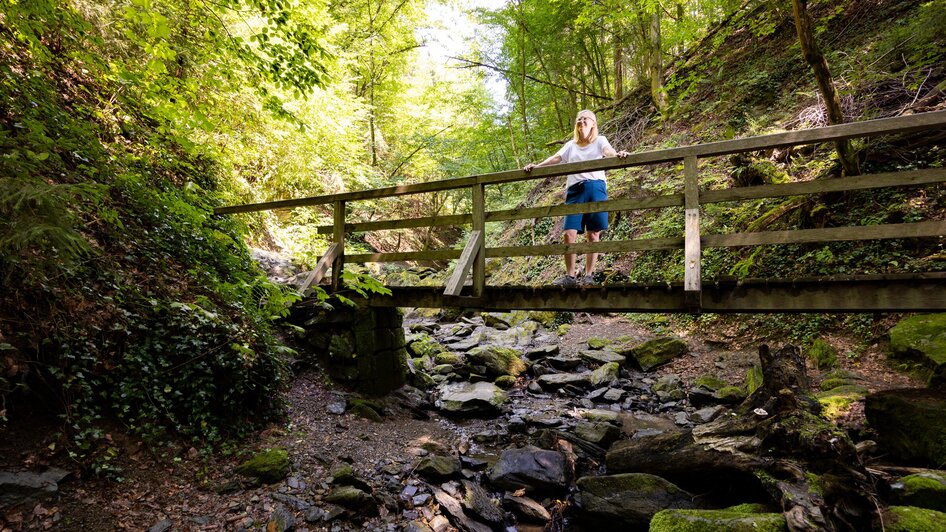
xmin=616 ymin=150 xmax=630 ymax=159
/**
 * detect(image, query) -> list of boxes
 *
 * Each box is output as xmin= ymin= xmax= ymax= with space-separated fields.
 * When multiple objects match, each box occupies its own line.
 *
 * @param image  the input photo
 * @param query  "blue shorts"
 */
xmin=564 ymin=179 xmax=608 ymax=234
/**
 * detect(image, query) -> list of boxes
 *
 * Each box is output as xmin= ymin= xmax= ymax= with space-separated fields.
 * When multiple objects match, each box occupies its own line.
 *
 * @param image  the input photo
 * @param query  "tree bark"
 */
xmin=648 ymin=7 xmax=669 ymax=118
xmin=791 ymin=0 xmax=860 ymax=176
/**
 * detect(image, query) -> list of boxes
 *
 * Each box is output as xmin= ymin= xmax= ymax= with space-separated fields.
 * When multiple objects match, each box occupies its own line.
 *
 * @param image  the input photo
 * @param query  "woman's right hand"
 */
xmin=523 ymin=163 xmax=537 ymax=172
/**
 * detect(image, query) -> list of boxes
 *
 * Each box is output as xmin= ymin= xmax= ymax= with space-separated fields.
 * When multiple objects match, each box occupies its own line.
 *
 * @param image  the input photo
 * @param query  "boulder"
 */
xmin=235 ymin=448 xmax=290 ymax=484
xmin=890 ymin=471 xmax=946 ymax=512
xmin=649 ymin=508 xmax=788 ymax=531
xmin=415 ymin=456 xmax=461 ymax=481
xmin=0 ymin=468 xmax=70 ymax=509
xmin=889 ymin=313 xmax=946 ymax=387
xmin=575 ymin=473 xmax=698 ymax=527
xmin=865 ymin=389 xmax=946 ymax=466
xmin=436 ymin=381 xmax=508 ymax=414
xmin=487 ymin=447 xmax=570 ymax=493
xmin=881 ymin=505 xmax=946 ymax=532
xmin=466 ymin=346 xmax=527 ymax=377
xmin=575 ymin=421 xmax=621 ymax=448
xmin=325 ymin=486 xmax=376 ymax=514
xmin=622 ymin=337 xmax=688 ymax=371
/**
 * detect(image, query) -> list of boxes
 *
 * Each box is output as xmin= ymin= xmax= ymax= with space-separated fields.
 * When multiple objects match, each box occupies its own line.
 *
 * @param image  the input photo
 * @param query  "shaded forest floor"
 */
xmin=0 ymin=312 xmax=921 ymax=531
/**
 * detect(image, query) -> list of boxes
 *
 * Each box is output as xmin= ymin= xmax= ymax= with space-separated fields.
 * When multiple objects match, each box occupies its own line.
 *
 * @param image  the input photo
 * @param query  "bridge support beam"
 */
xmin=683 ymin=155 xmax=702 ymax=311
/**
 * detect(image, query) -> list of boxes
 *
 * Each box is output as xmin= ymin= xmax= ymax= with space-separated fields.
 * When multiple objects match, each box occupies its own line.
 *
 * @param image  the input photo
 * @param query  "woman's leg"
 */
xmin=563 ymin=229 xmax=578 ymax=277
xmin=585 ymin=230 xmax=601 ymax=275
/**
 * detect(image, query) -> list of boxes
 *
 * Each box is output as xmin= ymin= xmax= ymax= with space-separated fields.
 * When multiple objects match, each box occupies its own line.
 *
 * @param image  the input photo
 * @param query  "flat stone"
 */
xmin=537 ymin=372 xmax=591 ymax=389
xmin=579 ymin=349 xmax=626 ymax=365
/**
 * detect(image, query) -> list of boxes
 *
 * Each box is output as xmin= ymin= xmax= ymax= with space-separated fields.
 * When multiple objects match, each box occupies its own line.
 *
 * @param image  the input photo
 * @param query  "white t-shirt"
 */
xmin=554 ymin=135 xmax=615 ymax=189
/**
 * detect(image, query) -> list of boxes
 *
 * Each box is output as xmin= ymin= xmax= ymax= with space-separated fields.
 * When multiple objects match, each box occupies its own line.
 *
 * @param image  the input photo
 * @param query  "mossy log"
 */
xmin=607 ymin=345 xmax=876 ymax=532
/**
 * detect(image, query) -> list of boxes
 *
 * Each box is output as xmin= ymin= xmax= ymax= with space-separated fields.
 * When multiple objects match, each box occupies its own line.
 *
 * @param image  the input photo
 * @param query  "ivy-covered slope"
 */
xmin=0 ymin=2 xmax=303 ymax=466
xmin=489 ymin=0 xmax=946 ymax=289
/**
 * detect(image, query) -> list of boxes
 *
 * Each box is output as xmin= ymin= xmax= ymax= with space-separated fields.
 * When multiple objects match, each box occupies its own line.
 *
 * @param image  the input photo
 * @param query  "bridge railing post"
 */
xmin=472 ymin=183 xmax=486 ymax=297
xmin=684 ymin=156 xmax=701 ymax=310
xmin=331 ymin=200 xmax=346 ymax=292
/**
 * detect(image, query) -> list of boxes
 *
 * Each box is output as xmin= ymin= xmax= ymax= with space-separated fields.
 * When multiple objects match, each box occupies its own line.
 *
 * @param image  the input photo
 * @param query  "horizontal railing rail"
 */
xmin=215 ymin=110 xmax=946 ymax=308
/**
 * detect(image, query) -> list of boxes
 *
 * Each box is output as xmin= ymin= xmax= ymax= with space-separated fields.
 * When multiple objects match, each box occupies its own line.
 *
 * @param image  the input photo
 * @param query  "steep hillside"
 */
xmin=489 ymin=0 xmax=945 ymax=294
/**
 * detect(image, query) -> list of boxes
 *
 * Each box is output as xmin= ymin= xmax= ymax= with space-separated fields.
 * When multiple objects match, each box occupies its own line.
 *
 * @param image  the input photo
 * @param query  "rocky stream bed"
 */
xmin=3 ymin=306 xmax=945 ymax=531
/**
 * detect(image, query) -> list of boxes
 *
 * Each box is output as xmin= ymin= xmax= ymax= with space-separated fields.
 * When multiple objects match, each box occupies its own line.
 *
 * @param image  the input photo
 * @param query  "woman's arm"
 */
xmin=602 ymin=146 xmax=630 ymax=159
xmin=523 ymin=154 xmax=563 ymax=172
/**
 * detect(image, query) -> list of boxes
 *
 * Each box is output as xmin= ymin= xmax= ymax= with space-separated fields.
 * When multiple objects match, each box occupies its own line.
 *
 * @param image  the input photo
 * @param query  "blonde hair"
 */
xmin=573 ymin=109 xmax=598 ymax=146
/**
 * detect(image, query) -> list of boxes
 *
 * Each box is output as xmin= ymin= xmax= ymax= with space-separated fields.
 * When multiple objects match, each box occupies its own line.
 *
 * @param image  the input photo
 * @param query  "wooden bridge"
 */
xmin=216 ymin=111 xmax=946 ymax=313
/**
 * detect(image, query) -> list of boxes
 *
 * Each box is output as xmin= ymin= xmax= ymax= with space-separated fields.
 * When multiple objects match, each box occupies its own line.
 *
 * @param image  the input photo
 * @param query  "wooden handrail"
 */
xmin=215 ymin=110 xmax=946 ymax=215
xmin=214 ymin=111 xmax=946 ymax=305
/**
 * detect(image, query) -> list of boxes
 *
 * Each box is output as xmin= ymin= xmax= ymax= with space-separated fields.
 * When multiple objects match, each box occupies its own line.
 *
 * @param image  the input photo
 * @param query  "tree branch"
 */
xmin=448 ymin=56 xmax=610 ymax=101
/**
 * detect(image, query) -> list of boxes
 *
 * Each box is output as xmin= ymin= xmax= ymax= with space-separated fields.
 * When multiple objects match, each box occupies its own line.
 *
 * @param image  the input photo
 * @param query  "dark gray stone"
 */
xmin=487 ymin=447 xmax=570 ymax=493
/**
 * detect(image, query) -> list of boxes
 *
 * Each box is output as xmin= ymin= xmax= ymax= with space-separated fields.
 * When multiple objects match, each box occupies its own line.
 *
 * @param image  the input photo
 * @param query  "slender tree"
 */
xmin=791 ymin=0 xmax=860 ymax=176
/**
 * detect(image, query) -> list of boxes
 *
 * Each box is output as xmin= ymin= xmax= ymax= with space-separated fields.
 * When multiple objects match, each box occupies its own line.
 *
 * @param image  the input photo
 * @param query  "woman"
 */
xmin=524 ymin=109 xmax=629 ymax=286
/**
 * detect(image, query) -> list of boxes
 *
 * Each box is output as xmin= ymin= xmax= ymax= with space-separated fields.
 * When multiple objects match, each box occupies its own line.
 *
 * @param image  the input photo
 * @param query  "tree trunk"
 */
xmin=791 ymin=0 xmax=860 ymax=176
xmin=613 ymin=32 xmax=623 ymax=102
xmin=648 ymin=7 xmax=669 ymax=118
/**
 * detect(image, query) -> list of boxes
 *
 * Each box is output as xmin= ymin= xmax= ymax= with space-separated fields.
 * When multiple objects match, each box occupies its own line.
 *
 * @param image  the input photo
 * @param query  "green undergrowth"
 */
xmin=0 ymin=1 xmax=312 ymax=474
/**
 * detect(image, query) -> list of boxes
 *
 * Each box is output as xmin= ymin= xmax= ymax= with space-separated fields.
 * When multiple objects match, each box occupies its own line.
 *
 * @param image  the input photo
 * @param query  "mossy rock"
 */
xmin=882 ymin=505 xmax=946 ymax=532
xmin=235 ymin=448 xmax=290 ymax=484
xmin=557 ymin=324 xmax=571 ymax=336
xmin=415 ymin=455 xmax=461 ymax=480
xmin=722 ymin=503 xmax=772 ymax=513
xmin=587 ymin=337 xmax=611 ymax=350
xmin=808 ymin=338 xmax=839 ymax=370
xmin=435 ymin=351 xmax=462 ymax=365
xmin=624 ymin=337 xmax=688 ymax=372
xmin=815 ymin=384 xmax=868 ymax=420
xmin=576 ymin=473 xmax=697 ymax=527
xmin=494 ymin=375 xmax=517 ymax=389
xmin=865 ymin=389 xmax=946 ymax=466
xmin=694 ymin=374 xmax=727 ymax=392
xmin=466 ymin=346 xmax=526 ymax=377
xmin=891 ymin=472 xmax=946 ymax=512
xmin=649 ymin=508 xmax=788 ymax=531
xmin=526 ymin=310 xmax=558 ymax=328
xmin=349 ymin=398 xmax=384 ymax=422
xmin=407 ymin=334 xmax=445 ymax=358
xmin=745 ymin=366 xmax=764 ymax=394
xmin=716 ymin=385 xmax=747 ymax=402
xmin=590 ymin=362 xmax=620 ymax=386
xmin=889 ymin=314 xmax=946 ymax=386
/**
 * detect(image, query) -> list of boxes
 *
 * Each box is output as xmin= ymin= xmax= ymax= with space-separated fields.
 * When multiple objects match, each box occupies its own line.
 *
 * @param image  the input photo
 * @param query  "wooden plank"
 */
xmin=347 ymin=249 xmax=463 ymax=263
xmin=683 ymin=156 xmax=701 ymax=308
xmin=345 ymin=236 xmax=685 ymax=264
xmin=702 ymin=167 xmax=946 ymax=204
xmin=216 ymin=111 xmax=946 ymax=215
xmin=314 ymin=194 xmax=682 ymax=235
xmin=331 ymin=201 xmax=345 ymax=292
xmin=485 ymin=237 xmax=683 ymax=259
xmin=297 ymin=243 xmax=338 ymax=296
xmin=703 ymin=220 xmax=946 ymax=248
xmin=444 ymin=230 xmax=483 ymax=296
xmin=472 ymin=184 xmax=486 ymax=296
xmin=357 ymin=276 xmax=946 ymax=312
xmin=316 ymin=213 xmax=471 ymax=235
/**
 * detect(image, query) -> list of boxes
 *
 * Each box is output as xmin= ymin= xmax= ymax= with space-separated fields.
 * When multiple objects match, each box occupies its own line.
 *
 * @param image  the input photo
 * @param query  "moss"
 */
xmin=435 ymin=352 xmax=461 ymax=365
xmin=808 ymin=338 xmax=839 ymax=370
xmin=884 ymin=505 xmax=946 ymax=532
xmin=235 ymin=448 xmax=290 ymax=484
xmin=723 ymin=503 xmax=771 ymax=513
xmin=745 ymin=366 xmax=764 ymax=394
xmin=557 ymin=324 xmax=571 ymax=336
xmin=407 ymin=334 xmax=445 ymax=358
xmin=804 ymin=472 xmax=824 ymax=497
xmin=815 ymin=385 xmax=867 ymax=420
xmin=587 ymin=337 xmax=611 ymax=349
xmin=895 ymin=473 xmax=946 ymax=512
xmin=494 ymin=375 xmax=516 ymax=389
xmin=717 ymin=386 xmax=746 ymax=401
xmin=349 ymin=398 xmax=384 ymax=422
xmin=695 ymin=374 xmax=728 ymax=391
xmin=649 ymin=508 xmax=788 ymax=531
